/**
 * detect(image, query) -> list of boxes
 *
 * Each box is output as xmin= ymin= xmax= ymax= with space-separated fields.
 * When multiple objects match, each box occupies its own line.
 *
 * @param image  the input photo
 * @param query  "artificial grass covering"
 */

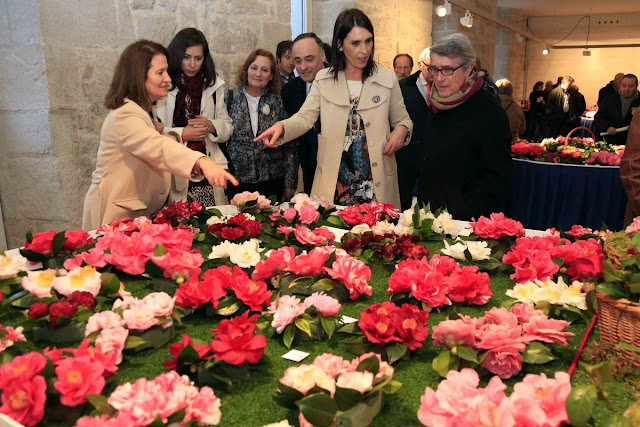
xmin=5 ymin=239 xmax=637 ymax=426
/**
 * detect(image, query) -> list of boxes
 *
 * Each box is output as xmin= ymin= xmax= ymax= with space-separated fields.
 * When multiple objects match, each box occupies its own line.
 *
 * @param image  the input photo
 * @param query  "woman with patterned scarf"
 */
xmin=155 ymin=28 xmax=234 ymax=207
xmin=417 ymin=33 xmax=512 ymax=220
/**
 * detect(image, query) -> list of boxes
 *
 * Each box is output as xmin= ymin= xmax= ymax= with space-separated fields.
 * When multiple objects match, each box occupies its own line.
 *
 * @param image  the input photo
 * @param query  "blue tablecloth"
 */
xmin=503 ymin=158 xmax=627 ymax=231
xmin=574 ymin=117 xmax=595 ymax=138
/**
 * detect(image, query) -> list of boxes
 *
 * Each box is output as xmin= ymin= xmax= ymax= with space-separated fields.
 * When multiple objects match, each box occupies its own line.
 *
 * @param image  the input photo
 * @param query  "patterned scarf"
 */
xmin=173 ymin=74 xmax=206 ymax=153
xmin=428 ymin=69 xmax=486 ymax=113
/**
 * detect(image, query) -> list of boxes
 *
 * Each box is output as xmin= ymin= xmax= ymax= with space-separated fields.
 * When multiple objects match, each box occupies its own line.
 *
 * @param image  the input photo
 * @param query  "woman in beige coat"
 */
xmin=496 ymin=78 xmax=526 ymax=142
xmin=83 ymin=40 xmax=237 ymax=230
xmin=257 ymin=9 xmax=412 ymax=208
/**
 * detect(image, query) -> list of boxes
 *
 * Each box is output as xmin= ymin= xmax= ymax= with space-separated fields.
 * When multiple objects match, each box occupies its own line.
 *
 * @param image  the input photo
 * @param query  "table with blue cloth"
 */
xmin=503 ymin=158 xmax=627 ymax=231
xmin=574 ymin=117 xmax=595 ymax=138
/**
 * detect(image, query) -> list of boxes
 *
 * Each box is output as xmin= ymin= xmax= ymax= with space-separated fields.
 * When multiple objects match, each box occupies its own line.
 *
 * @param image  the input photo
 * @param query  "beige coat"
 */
xmin=281 ymin=66 xmax=413 ymax=208
xmin=499 ymin=93 xmax=526 ymax=142
xmin=83 ymin=99 xmax=205 ymax=230
xmin=154 ymin=78 xmax=233 ymax=204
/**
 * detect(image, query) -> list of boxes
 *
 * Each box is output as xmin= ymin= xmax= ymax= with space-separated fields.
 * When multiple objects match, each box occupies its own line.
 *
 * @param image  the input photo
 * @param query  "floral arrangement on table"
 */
xmin=0 ymin=340 xmax=118 ymax=427
xmin=506 ymin=276 xmax=588 ymax=312
xmin=397 ymin=204 xmax=465 ymax=240
xmin=64 ymin=223 xmax=203 ymax=283
xmin=339 ymin=221 xmax=429 ymax=265
xmin=274 ymin=224 xmax=336 ymax=249
xmin=174 ymin=265 xmax=272 ymax=317
xmin=150 ymin=200 xmax=217 ymax=232
xmin=260 ymin=293 xmax=342 ymax=349
xmin=583 ymin=104 xmax=598 ymax=118
xmin=231 ymin=191 xmax=276 ymax=220
xmin=208 ymin=238 xmax=264 ymax=268
xmin=417 ymin=368 xmax=571 ymax=427
xmin=20 ymin=229 xmax=94 ymax=269
xmin=85 ymin=292 xmax=179 ymax=359
xmin=340 ymin=302 xmax=429 ymax=364
xmin=0 ymin=252 xmax=28 ymax=300
xmin=0 ymin=324 xmax=25 ymax=357
xmin=327 ymin=201 xmax=399 ymax=228
xmin=268 ymin=193 xmax=336 ymax=229
xmin=273 ymin=353 xmax=402 ymax=427
xmin=206 ymin=213 xmax=263 ymax=243
xmin=440 ymin=238 xmax=507 ymax=271
xmin=598 ymin=224 xmax=640 ymax=302
xmin=510 ymin=137 xmax=624 ymax=166
xmin=430 ymin=304 xmax=573 ymax=379
xmin=252 ymin=246 xmax=372 ymax=301
xmin=96 ymin=215 xmax=152 ymax=235
xmin=163 ymin=312 xmax=267 ymax=388
xmin=77 ymin=371 xmax=221 ymax=426
xmin=520 ymin=99 xmax=530 ymax=110
xmin=387 ymin=254 xmax=492 ymax=309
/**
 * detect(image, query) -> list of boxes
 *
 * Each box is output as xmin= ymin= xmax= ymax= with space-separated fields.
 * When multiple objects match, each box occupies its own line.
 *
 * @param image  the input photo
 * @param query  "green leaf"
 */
xmin=153 ymin=244 xmax=168 ymax=257
xmin=384 ymin=380 xmax=403 ymax=395
xmin=385 ymin=343 xmax=408 ymax=365
xmin=295 ymin=318 xmax=312 ymax=337
xmin=566 ymin=384 xmax=597 ymax=427
xmin=26 ymin=229 xmax=33 ymax=244
xmin=344 ymin=337 xmax=367 ymax=356
xmin=499 ymin=299 xmax=516 ymax=309
xmin=296 ymin=394 xmax=338 ymax=427
xmin=455 ymin=345 xmax=479 ymax=363
xmin=178 ymin=343 xmax=202 ymax=363
xmin=614 ymin=342 xmax=640 ymax=354
xmin=283 ymin=324 xmax=295 ymax=349
xmin=86 ymin=394 xmax=116 ymax=415
xmin=333 ymin=386 xmax=363 ymax=411
xmin=310 ymin=278 xmax=339 ymax=293
xmin=337 ymin=322 xmax=360 ymax=335
xmin=326 ymin=215 xmax=346 ymax=227
xmin=124 ymin=336 xmax=147 ymax=350
xmin=595 ymin=283 xmax=627 ymax=300
xmin=144 ymin=259 xmax=165 ymax=279
xmin=432 ymin=350 xmax=460 ymax=378
xmin=100 ymin=272 xmax=121 ymax=295
xmin=522 ymin=342 xmax=557 ymax=364
xmin=320 ymin=317 xmax=336 ymax=340
xmin=216 ymin=297 xmax=240 ymax=316
xmin=356 ymin=355 xmax=380 ymax=374
xmin=51 ymin=230 xmax=67 ymax=255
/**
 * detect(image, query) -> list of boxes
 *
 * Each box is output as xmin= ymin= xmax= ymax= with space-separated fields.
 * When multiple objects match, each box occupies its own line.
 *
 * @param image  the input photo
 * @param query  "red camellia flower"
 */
xmin=62 ymin=230 xmax=94 ymax=251
xmin=48 ymin=300 xmax=78 ymax=327
xmin=53 ymin=355 xmax=106 ymax=406
xmin=241 ymin=220 xmax=263 ymax=238
xmin=472 ymin=213 xmax=525 ymax=240
xmin=68 ymin=292 xmax=96 ymax=311
xmin=447 ymin=266 xmax=493 ymax=305
xmin=287 ymin=248 xmax=331 ymax=277
xmin=0 ymin=352 xmax=47 ymax=389
xmin=219 ymin=226 xmax=245 ymax=241
xmin=24 ymin=230 xmax=56 ymax=256
xmin=358 ymin=302 xmax=401 ymax=345
xmin=392 ymin=304 xmax=430 ymax=350
xmin=338 ymin=206 xmax=363 ymax=225
xmin=210 ymin=312 xmax=267 ymax=365
xmin=0 ymin=375 xmax=47 ymax=426
xmin=163 ymin=333 xmax=213 ymax=370
xmin=231 ymin=278 xmax=272 ymax=312
xmin=251 ymin=246 xmax=296 ymax=281
xmin=27 ymin=302 xmax=50 ymax=320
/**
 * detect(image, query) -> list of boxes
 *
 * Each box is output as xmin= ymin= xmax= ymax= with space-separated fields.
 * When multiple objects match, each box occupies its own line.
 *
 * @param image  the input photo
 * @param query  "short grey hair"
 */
xmin=430 ymin=33 xmax=476 ymax=69
xmin=418 ymin=48 xmax=431 ymax=64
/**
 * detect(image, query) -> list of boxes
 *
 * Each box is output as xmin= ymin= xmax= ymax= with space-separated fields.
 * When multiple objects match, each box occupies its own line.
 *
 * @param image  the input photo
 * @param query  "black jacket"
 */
xmin=418 ymin=89 xmax=512 ymax=220
xmin=529 ymin=90 xmax=546 ymax=116
xmin=567 ymin=88 xmax=586 ymax=120
xmin=597 ymin=81 xmax=616 ymax=109
xmin=594 ymin=93 xmax=640 ymax=145
xmin=397 ymin=71 xmax=429 ymax=168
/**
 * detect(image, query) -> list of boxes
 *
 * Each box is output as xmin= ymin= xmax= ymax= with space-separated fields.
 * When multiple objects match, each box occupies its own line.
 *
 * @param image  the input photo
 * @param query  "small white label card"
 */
xmin=282 ymin=349 xmax=310 ymax=362
xmin=340 ymin=315 xmax=358 ymax=324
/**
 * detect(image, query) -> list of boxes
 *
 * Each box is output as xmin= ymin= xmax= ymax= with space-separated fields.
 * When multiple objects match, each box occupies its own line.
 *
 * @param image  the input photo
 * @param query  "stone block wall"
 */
xmin=0 ymin=0 xmax=292 ymax=248
xmin=494 ymin=8 xmax=526 ymax=101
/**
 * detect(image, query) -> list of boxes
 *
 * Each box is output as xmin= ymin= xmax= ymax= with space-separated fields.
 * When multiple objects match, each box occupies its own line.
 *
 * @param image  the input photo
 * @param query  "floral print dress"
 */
xmin=335 ymin=96 xmax=376 ymax=205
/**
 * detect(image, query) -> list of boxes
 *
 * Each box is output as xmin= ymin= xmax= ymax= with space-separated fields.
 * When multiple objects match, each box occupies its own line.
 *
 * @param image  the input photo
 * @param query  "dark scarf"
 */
xmin=173 ymin=74 xmax=206 ymax=153
xmin=428 ymin=69 xmax=487 ymax=113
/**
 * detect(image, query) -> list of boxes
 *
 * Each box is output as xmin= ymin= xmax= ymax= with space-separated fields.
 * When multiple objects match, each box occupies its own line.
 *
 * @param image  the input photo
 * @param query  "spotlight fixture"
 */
xmin=460 ymin=10 xmax=473 ymax=27
xmin=542 ymin=46 xmax=550 ymax=55
xmin=435 ymin=0 xmax=451 ymax=18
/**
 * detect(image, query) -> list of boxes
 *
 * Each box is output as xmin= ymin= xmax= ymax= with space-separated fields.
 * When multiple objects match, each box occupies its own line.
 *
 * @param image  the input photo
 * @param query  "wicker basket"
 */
xmin=566 ymin=126 xmax=596 ymax=140
xmin=596 ymin=292 xmax=640 ymax=365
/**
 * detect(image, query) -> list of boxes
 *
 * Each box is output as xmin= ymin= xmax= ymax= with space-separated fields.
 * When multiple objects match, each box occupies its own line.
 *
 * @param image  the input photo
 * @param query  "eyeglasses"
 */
xmin=427 ymin=64 xmax=463 ymax=76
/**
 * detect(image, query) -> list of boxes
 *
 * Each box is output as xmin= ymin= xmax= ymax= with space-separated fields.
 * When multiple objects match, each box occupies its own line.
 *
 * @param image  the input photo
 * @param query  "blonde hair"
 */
xmin=496 ymin=78 xmax=513 ymax=95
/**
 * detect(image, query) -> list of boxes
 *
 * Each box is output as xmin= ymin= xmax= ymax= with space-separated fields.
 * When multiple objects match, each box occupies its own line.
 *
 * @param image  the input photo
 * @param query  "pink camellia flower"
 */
xmin=481 ymin=347 xmax=524 ymax=379
xmin=21 ymin=269 xmax=58 ymax=298
xmin=294 ymin=225 xmax=334 ymax=246
xmin=152 ymin=248 xmax=203 ymax=280
xmin=96 ymin=326 xmax=128 ymax=365
xmin=411 ymin=270 xmax=451 ymax=308
xmin=483 ymin=307 xmax=519 ymax=328
xmin=298 ymin=205 xmax=320 ymax=224
xmin=447 ymin=266 xmax=492 ymax=305
xmin=0 ymin=325 xmax=26 ymax=353
xmin=312 ymin=354 xmax=353 ymax=378
xmin=626 ymin=216 xmax=640 ymax=234
xmin=336 ymin=370 xmax=374 ymax=394
xmin=0 ymin=352 xmax=47 ymax=389
xmin=565 ymin=224 xmax=593 ymax=239
xmin=122 ymin=306 xmax=157 ymax=331
xmin=287 ymin=248 xmax=331 ymax=277
xmin=277 ymin=224 xmax=295 ymax=238
xmin=280 ymin=364 xmax=336 ymax=395
xmin=0 ymin=375 xmax=47 ymax=427
xmin=62 ymin=229 xmax=94 ymax=251
xmin=52 ymin=265 xmax=102 ymax=297
xmin=291 ymin=193 xmax=317 ymax=210
xmin=510 ymin=303 xmax=544 ymax=324
xmin=472 ymin=213 xmax=525 ymax=240
xmin=431 ymin=319 xmax=476 ymax=349
xmin=141 ymin=292 xmax=175 ymax=318
xmin=325 ymin=255 xmax=372 ymax=300
xmin=510 ymin=371 xmax=571 ymax=427
xmin=476 ymin=321 xmax=526 ymax=352
xmin=352 ymin=352 xmax=395 ymax=379
xmin=268 ymin=295 xmax=306 ymax=333
xmin=282 ymin=208 xmax=298 ymax=222
xmin=511 ymin=251 xmax=560 ymax=283
xmin=522 ymin=315 xmax=574 ymax=346
xmin=54 ymin=356 xmax=106 ymax=406
xmin=184 ymin=386 xmax=222 ymax=426
xmin=251 ymin=246 xmax=296 ymax=281
xmin=85 ymin=311 xmax=126 ymax=335
xmin=305 ymin=292 xmax=341 ymax=316
xmin=312 ymin=227 xmax=336 ymax=245
xmin=24 ymin=230 xmax=56 ymax=256
xmin=387 ymin=258 xmax=423 ymax=293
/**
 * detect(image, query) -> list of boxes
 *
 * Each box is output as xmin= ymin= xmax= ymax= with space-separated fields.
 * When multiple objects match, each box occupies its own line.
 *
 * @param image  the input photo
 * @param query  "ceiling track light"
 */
xmin=436 ymin=0 xmax=451 ymax=18
xmin=542 ymin=46 xmax=550 ymax=55
xmin=460 ymin=9 xmax=473 ymax=27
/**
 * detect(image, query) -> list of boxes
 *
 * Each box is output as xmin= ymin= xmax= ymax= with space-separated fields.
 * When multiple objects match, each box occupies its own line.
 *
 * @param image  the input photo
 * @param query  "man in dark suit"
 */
xmin=281 ymin=33 xmax=326 ymax=194
xmin=397 ymin=48 xmax=431 ymax=211
xmin=597 ymin=73 xmax=624 ymax=109
xmin=544 ymin=76 xmax=573 ymax=137
xmin=595 ymin=74 xmax=640 ymax=145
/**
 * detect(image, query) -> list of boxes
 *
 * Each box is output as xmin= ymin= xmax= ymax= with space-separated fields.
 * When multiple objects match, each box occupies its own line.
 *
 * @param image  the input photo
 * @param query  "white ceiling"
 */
xmin=497 ymin=0 xmax=640 ymax=16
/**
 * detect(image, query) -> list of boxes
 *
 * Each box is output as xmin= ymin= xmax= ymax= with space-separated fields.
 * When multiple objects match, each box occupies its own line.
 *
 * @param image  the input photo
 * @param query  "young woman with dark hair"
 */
xmin=256 ymin=9 xmax=412 ymax=208
xmin=154 ymin=28 xmax=234 ymax=206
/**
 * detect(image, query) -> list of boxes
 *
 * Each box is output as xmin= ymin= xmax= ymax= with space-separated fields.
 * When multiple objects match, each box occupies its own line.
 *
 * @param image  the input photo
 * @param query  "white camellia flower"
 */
xmin=262 ymin=104 xmax=271 ymax=115
xmin=441 ymin=240 xmax=467 ymax=260
xmin=433 ymin=212 xmax=459 ymax=238
xmin=393 ymin=224 xmax=413 ymax=236
xmin=350 ymin=223 xmax=372 ymax=235
xmin=206 ymin=216 xmax=226 ymax=226
xmin=0 ymin=253 xmax=28 ymax=280
xmin=208 ymin=241 xmax=234 ymax=259
xmin=465 ymin=241 xmax=492 ymax=261
xmin=506 ymin=277 xmax=587 ymax=310
xmin=398 ymin=208 xmax=435 ymax=228
xmin=228 ymin=239 xmax=263 ymax=268
xmin=371 ymin=221 xmax=396 ymax=235
xmin=505 ymin=281 xmax=541 ymax=305
xmin=52 ymin=265 xmax=102 ymax=297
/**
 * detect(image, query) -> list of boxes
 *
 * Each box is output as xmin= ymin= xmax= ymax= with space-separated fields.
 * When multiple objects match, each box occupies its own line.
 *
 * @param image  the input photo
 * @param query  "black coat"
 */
xmin=597 ymin=81 xmax=616 ymax=109
xmin=418 ymin=89 xmax=512 ymax=220
xmin=567 ymin=88 xmax=586 ymax=121
xmin=594 ymin=93 xmax=640 ymax=145
xmin=397 ymin=71 xmax=428 ymax=169
xmin=529 ymin=90 xmax=546 ymax=116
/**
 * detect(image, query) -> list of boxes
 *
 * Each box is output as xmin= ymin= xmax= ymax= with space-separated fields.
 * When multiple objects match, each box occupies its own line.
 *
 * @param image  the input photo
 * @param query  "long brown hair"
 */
xmin=104 ymin=40 xmax=169 ymax=111
xmin=235 ymin=49 xmax=281 ymax=92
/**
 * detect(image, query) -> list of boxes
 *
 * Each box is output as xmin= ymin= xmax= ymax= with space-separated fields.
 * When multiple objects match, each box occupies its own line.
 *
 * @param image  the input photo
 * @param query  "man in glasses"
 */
xmin=397 ymin=48 xmax=432 ymax=210
xmin=417 ymin=33 xmax=512 ymax=220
